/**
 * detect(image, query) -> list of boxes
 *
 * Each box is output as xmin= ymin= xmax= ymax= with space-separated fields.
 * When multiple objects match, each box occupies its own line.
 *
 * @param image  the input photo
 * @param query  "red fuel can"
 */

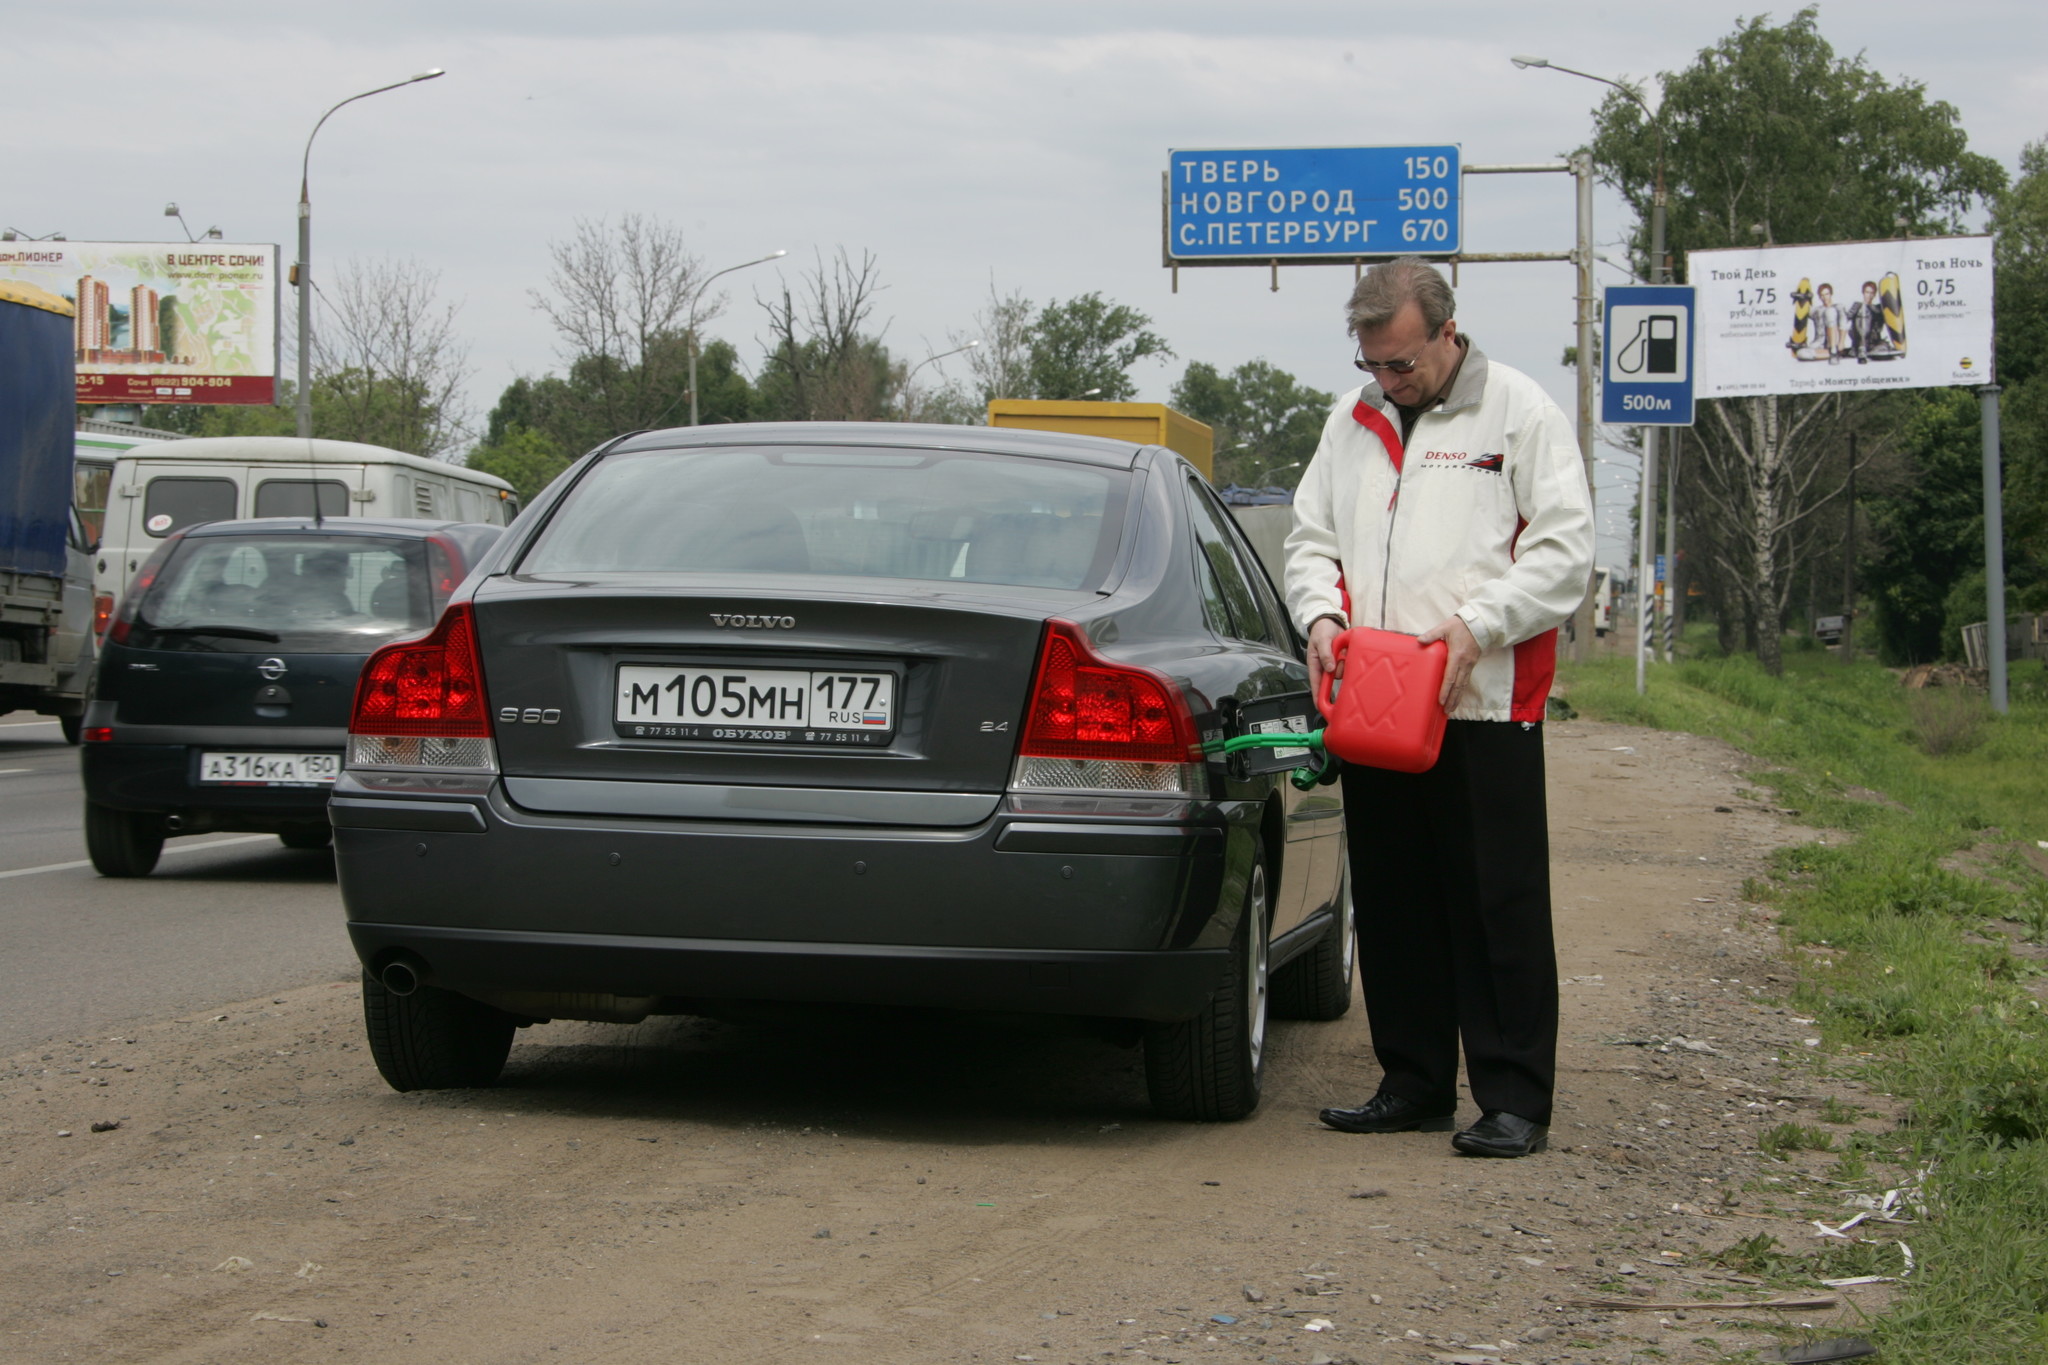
xmin=1315 ymin=627 xmax=1450 ymax=774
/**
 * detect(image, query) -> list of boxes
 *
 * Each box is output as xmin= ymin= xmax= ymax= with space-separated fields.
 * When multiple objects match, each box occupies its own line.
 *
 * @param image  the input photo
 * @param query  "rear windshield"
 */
xmin=520 ymin=446 xmax=1125 ymax=591
xmin=126 ymin=533 xmax=442 ymax=654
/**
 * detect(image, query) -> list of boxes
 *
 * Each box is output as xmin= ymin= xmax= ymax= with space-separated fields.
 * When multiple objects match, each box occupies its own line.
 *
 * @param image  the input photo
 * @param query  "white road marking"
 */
xmin=0 ymin=718 xmax=63 ymax=728
xmin=0 ymin=834 xmax=278 ymax=882
xmin=0 ymin=768 xmax=33 ymax=775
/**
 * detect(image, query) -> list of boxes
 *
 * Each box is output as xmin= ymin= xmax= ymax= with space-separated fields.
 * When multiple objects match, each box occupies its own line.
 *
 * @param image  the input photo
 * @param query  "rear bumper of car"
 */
xmin=81 ymin=729 xmax=343 ymax=825
xmin=333 ymin=778 xmax=1247 ymax=1022
xmin=346 ymin=922 xmax=1233 ymax=1023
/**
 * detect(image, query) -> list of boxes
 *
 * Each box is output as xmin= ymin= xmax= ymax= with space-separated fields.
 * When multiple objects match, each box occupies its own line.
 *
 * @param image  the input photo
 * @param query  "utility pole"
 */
xmin=1573 ymin=151 xmax=1597 ymax=662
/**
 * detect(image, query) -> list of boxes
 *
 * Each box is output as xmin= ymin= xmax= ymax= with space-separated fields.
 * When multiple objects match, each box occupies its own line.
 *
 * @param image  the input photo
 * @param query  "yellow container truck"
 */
xmin=987 ymin=400 xmax=1214 ymax=480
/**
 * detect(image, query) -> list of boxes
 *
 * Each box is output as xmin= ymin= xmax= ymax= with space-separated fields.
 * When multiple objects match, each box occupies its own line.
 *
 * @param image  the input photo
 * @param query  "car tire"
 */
xmin=59 ymin=714 xmax=82 ymax=745
xmin=361 ymin=973 xmax=516 ymax=1092
xmin=278 ymin=825 xmax=333 ymax=850
xmin=1271 ymin=857 xmax=1356 ymax=1021
xmin=84 ymin=801 xmax=165 ymax=878
xmin=1144 ymin=856 xmax=1269 ymax=1122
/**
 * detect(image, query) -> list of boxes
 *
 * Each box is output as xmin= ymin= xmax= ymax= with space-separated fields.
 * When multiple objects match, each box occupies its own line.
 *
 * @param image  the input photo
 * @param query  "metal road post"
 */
xmin=1981 ymin=385 xmax=2008 ymax=712
xmin=295 ymin=70 xmax=443 ymax=440
xmin=1574 ymin=152 xmax=1597 ymax=662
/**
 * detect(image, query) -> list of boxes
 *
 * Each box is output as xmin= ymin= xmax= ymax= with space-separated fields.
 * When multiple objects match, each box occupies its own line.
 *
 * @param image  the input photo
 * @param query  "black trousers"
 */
xmin=1340 ymin=719 xmax=1558 ymax=1124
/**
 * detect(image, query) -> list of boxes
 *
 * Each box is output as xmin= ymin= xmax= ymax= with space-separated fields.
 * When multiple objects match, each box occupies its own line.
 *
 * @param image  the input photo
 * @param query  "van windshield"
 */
xmin=126 ymin=534 xmax=437 ymax=654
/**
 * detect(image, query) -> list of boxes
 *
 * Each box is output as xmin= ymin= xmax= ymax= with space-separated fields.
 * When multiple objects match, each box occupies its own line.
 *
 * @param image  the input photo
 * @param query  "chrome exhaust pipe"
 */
xmin=164 ymin=814 xmax=186 ymax=832
xmin=379 ymin=956 xmax=427 ymax=996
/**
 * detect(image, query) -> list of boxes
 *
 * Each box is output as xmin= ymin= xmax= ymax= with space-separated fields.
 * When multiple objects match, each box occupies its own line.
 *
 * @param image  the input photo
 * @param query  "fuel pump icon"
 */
xmin=1616 ymin=314 xmax=1682 ymax=376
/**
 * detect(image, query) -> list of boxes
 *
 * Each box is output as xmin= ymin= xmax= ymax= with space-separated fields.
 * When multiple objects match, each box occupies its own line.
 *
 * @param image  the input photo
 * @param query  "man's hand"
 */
xmin=1418 ymin=615 xmax=1480 ymax=712
xmin=1306 ymin=616 xmax=1345 ymax=698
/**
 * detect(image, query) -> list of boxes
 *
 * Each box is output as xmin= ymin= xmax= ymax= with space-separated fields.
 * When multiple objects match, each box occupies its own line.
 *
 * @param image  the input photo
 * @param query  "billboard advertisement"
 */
xmin=1689 ymin=236 xmax=1993 ymax=400
xmin=0 ymin=240 xmax=280 ymax=405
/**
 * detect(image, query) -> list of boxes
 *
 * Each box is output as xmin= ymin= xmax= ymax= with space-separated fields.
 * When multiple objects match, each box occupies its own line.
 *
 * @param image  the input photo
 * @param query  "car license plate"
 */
xmin=614 ymin=665 xmax=897 ymax=745
xmin=198 ymin=751 xmax=342 ymax=786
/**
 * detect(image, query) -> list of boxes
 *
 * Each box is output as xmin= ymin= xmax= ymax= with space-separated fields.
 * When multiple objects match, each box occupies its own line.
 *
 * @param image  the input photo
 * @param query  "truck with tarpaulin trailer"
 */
xmin=0 ymin=281 xmax=96 ymax=740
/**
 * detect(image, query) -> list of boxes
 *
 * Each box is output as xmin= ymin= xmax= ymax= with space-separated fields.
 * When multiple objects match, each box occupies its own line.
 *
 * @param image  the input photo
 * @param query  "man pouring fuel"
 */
xmin=1283 ymin=257 xmax=1593 ymax=1158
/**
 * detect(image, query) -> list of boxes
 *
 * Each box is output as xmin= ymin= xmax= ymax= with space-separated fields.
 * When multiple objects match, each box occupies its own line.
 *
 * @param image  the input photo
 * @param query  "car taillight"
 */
xmin=347 ymin=602 xmax=497 ymax=773
xmin=105 ymin=552 xmax=169 ymax=646
xmin=92 ymin=594 xmax=114 ymax=638
xmin=84 ymin=727 xmax=114 ymax=744
xmin=1009 ymin=619 xmax=1203 ymax=799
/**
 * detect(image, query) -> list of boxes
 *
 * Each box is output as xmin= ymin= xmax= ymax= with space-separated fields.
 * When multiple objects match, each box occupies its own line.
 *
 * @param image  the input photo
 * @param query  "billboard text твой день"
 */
xmin=1688 ymin=236 xmax=1992 ymax=399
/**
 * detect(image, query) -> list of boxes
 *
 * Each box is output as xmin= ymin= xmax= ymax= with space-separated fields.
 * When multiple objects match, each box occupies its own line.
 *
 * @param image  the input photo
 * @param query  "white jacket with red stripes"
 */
xmin=1282 ymin=341 xmax=1594 ymax=724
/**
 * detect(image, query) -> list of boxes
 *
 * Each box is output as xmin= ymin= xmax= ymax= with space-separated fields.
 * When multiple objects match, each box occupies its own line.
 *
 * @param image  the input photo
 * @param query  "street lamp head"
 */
xmin=768 ymin=249 xmax=788 ymax=260
xmin=1511 ymin=55 xmax=1550 ymax=69
xmin=410 ymin=69 xmax=446 ymax=82
xmin=163 ymin=202 xmax=180 ymax=217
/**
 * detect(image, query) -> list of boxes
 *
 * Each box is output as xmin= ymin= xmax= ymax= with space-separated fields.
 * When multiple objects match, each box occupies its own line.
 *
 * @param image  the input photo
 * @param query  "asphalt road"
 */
xmin=0 ymin=715 xmax=361 ymax=1057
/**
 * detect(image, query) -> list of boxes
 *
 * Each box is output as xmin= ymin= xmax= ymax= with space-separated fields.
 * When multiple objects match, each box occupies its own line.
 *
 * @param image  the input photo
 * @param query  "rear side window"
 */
xmin=126 ymin=533 xmax=432 ymax=653
xmin=521 ymin=447 xmax=1126 ymax=591
xmin=1185 ymin=478 xmax=1271 ymax=645
xmin=74 ymin=460 xmax=112 ymax=543
xmin=255 ymin=479 xmax=349 ymax=519
xmin=144 ymin=477 xmax=236 ymax=537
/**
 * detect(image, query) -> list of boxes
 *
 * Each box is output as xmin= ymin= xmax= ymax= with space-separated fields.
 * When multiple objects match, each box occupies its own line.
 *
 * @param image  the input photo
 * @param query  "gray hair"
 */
xmin=1345 ymin=256 xmax=1455 ymax=336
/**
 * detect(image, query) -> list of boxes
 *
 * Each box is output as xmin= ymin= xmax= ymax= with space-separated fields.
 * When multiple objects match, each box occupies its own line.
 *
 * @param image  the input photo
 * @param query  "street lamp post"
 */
xmin=296 ymin=69 xmax=445 ymax=439
xmin=896 ymin=340 xmax=980 ymax=416
xmin=1516 ymin=54 xmax=1674 ymax=684
xmin=689 ymin=249 xmax=787 ymax=426
xmin=163 ymin=203 xmax=223 ymax=242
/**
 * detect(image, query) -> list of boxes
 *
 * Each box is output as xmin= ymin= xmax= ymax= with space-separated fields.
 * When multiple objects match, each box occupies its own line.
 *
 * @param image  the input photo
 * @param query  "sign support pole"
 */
xmin=1981 ymin=384 xmax=2008 ymax=712
xmin=1636 ymin=427 xmax=1657 ymax=695
xmin=1841 ymin=432 xmax=1857 ymax=665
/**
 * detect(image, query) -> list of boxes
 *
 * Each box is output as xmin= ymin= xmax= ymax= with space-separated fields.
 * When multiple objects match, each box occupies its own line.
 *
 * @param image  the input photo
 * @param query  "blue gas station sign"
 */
xmin=1602 ymin=285 xmax=1697 ymax=426
xmin=1166 ymin=145 xmax=1462 ymax=260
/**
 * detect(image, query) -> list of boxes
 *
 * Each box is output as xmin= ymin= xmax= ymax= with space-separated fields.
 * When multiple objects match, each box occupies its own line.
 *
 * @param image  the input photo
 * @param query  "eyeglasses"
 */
xmin=1353 ymin=331 xmax=1438 ymax=374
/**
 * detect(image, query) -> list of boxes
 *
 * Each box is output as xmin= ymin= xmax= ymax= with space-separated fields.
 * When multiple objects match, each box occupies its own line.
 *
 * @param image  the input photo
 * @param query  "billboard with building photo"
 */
xmin=1688 ymin=235 xmax=1993 ymax=399
xmin=0 ymin=240 xmax=279 ymax=405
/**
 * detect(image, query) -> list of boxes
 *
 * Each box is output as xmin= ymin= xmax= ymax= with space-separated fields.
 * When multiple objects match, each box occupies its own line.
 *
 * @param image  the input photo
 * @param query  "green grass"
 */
xmin=1560 ymin=640 xmax=2048 ymax=1363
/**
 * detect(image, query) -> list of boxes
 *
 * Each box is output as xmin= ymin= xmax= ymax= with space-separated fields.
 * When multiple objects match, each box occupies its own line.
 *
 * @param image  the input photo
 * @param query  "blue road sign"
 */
xmin=1167 ymin=146 xmax=1461 ymax=260
xmin=1603 ymin=285 xmax=1697 ymax=425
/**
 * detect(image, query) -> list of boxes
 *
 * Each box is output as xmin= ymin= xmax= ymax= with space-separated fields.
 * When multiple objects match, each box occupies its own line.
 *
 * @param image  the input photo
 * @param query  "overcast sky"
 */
xmin=7 ymin=1 xmax=2042 ymax=563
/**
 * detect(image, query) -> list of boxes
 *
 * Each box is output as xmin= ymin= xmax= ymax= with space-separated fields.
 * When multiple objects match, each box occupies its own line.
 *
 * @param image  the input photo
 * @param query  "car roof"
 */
xmin=177 ymin=517 xmax=496 ymax=540
xmin=610 ymin=421 xmax=1150 ymax=470
xmin=112 ymin=436 xmax=515 ymax=490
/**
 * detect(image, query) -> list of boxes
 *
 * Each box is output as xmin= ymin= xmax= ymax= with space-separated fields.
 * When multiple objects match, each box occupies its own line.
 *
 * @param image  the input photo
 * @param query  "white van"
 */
xmin=1592 ymin=566 xmax=1616 ymax=638
xmin=97 ymin=437 xmax=518 ymax=606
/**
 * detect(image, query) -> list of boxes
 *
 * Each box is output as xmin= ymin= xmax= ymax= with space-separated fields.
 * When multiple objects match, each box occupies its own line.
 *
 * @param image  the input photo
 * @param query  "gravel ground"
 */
xmin=0 ymin=721 xmax=1905 ymax=1364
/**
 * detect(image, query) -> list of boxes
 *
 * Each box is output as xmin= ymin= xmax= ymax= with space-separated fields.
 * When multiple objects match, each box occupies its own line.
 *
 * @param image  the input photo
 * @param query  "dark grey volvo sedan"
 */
xmin=334 ymin=424 xmax=1352 ymax=1119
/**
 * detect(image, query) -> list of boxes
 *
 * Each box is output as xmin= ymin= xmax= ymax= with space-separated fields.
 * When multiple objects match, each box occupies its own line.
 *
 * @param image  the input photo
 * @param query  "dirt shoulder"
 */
xmin=0 ymin=722 xmax=1896 ymax=1365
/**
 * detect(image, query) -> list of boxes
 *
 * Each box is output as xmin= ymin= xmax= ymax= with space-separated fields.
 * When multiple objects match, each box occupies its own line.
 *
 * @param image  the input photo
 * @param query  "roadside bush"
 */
xmin=1908 ymin=686 xmax=1991 ymax=756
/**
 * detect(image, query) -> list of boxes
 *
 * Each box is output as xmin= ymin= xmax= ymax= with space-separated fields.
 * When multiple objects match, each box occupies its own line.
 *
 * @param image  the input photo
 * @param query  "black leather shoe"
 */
xmin=1319 ymin=1093 xmax=1457 ymax=1134
xmin=1452 ymin=1111 xmax=1548 ymax=1157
